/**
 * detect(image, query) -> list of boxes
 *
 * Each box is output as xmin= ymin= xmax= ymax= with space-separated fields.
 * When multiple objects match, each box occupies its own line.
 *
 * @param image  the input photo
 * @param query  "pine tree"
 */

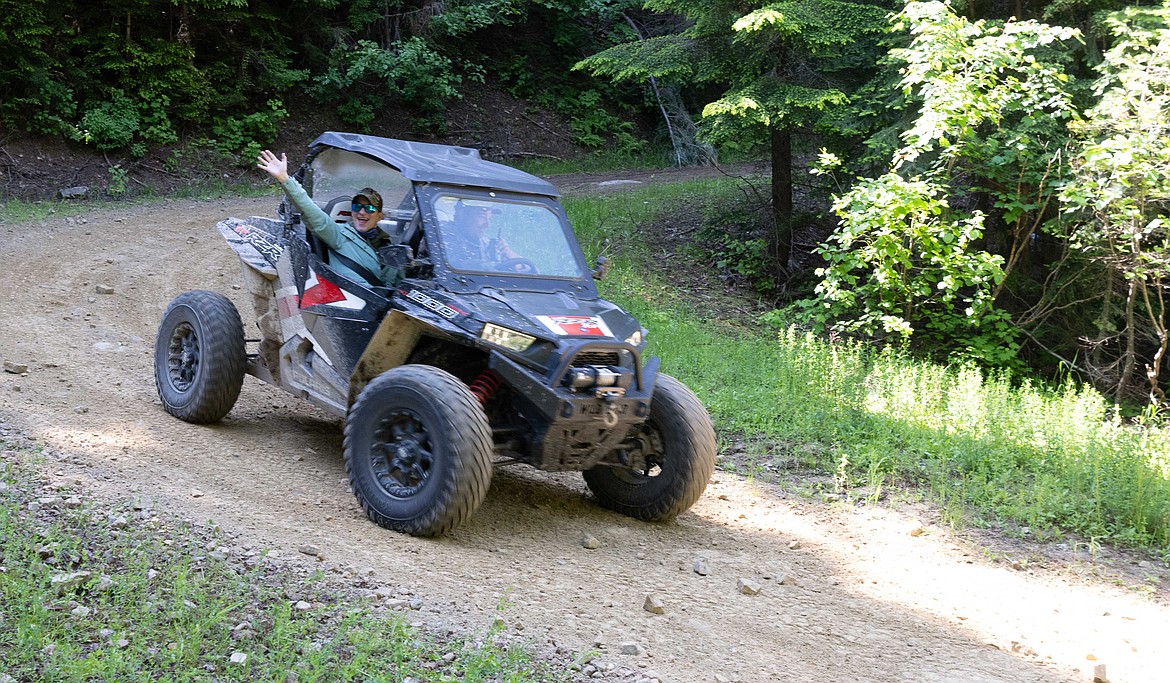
xmin=578 ymin=0 xmax=892 ymax=271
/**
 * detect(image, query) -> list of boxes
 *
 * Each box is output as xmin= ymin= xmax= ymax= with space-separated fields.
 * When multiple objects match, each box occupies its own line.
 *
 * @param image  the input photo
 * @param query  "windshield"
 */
xmin=432 ymin=194 xmax=584 ymax=278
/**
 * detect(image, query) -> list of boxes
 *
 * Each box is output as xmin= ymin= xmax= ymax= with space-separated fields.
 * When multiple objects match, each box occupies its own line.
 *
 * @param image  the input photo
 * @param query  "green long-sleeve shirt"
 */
xmin=280 ymin=178 xmax=401 ymax=286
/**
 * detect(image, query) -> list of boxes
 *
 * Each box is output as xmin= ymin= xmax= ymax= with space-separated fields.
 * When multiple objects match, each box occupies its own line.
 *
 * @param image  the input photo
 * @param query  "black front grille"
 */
xmin=573 ymin=351 xmax=621 ymax=367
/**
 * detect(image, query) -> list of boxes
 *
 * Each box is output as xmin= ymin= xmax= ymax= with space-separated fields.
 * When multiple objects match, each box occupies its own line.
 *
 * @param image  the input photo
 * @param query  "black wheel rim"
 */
xmin=370 ymin=410 xmax=435 ymax=498
xmin=614 ymin=424 xmax=665 ymax=483
xmin=166 ymin=321 xmax=200 ymax=392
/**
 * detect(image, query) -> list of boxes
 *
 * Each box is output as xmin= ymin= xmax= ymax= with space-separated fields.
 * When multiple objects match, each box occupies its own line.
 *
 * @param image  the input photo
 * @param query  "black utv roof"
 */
xmin=308 ymin=131 xmax=560 ymax=197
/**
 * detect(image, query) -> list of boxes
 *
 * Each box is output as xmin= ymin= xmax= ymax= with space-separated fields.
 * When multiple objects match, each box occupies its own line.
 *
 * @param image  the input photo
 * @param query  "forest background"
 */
xmin=2 ymin=0 xmax=1170 ymax=411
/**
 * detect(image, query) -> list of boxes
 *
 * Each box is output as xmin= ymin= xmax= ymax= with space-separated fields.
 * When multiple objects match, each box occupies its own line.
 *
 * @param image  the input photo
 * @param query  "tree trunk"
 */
xmin=770 ymin=127 xmax=793 ymax=271
xmin=1118 ymin=276 xmax=1138 ymax=402
xmin=623 ymin=14 xmax=679 ymax=166
xmin=1137 ymin=271 xmax=1168 ymax=405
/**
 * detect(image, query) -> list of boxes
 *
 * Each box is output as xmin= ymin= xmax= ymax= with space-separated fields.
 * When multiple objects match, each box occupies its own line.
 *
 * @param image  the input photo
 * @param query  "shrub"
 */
xmin=212 ymin=99 xmax=289 ymax=162
xmin=75 ymin=90 xmax=139 ymax=152
xmin=72 ymin=89 xmax=180 ymax=157
xmin=310 ymin=38 xmax=465 ymax=132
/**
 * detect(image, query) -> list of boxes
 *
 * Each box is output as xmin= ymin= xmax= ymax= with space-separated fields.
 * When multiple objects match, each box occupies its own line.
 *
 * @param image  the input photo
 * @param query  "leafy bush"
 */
xmin=212 ymin=99 xmax=289 ymax=162
xmin=805 ymin=170 xmax=1020 ymax=366
xmin=566 ymin=90 xmax=645 ymax=153
xmin=2 ymin=78 xmax=76 ymax=137
xmin=0 ymin=0 xmax=73 ymax=135
xmin=71 ymin=89 xmax=180 ymax=156
xmin=310 ymin=38 xmax=466 ymax=131
xmin=74 ymin=90 xmax=140 ymax=152
xmin=1060 ymin=5 xmax=1170 ymax=401
xmin=106 ymin=164 xmax=128 ymax=196
xmin=802 ymin=2 xmax=1077 ymax=369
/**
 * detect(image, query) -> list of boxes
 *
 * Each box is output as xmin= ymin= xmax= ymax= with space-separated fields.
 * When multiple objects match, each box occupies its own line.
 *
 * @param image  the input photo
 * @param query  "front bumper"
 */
xmin=488 ymin=344 xmax=659 ymax=471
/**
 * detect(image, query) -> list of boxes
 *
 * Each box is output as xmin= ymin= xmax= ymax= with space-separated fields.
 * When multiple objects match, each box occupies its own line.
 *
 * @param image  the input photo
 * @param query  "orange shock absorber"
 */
xmin=468 ymin=369 xmax=501 ymax=405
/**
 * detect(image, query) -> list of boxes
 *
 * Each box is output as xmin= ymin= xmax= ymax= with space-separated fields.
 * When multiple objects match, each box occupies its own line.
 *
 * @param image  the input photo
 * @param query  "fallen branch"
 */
xmin=520 ymin=113 xmax=573 ymax=143
xmin=495 ymin=151 xmax=564 ymax=161
xmin=134 ymin=161 xmax=182 ymax=178
xmin=1016 ymin=324 xmax=1087 ymax=377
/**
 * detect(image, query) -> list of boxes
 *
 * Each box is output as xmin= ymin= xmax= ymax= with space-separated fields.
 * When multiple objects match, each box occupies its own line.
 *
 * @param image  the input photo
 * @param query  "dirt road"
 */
xmin=1 ymin=195 xmax=1167 ymax=682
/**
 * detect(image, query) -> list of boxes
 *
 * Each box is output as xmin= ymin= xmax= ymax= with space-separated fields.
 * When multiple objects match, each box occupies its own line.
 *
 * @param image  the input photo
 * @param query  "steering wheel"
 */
xmin=497 ymin=257 xmax=537 ymax=274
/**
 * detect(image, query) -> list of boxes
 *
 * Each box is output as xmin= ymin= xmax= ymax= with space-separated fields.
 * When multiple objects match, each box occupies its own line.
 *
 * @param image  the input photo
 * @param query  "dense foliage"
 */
xmin=0 ymin=0 xmax=639 ymax=157
xmin=804 ymin=3 xmax=1079 ymax=368
xmin=578 ymin=0 xmax=894 ymax=267
xmin=581 ymin=0 xmax=1170 ymax=407
xmin=804 ymin=1 xmax=1170 ymax=405
xmin=584 ymin=0 xmax=1170 ymax=405
xmin=1061 ymin=4 xmax=1170 ymax=403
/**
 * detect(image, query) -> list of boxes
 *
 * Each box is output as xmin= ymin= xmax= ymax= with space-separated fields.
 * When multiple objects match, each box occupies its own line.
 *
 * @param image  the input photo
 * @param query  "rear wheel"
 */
xmin=154 ymin=290 xmax=246 ymax=423
xmin=344 ymin=365 xmax=493 ymax=536
xmin=584 ymin=374 xmax=716 ymax=521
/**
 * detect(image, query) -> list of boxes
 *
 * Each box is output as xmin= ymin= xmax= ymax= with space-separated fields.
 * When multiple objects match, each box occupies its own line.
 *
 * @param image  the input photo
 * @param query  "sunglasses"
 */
xmin=351 ymin=202 xmax=379 ymax=214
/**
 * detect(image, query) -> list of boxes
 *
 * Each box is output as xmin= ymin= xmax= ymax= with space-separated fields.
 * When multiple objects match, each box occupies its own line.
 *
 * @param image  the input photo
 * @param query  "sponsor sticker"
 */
xmin=536 ymin=315 xmax=613 ymax=337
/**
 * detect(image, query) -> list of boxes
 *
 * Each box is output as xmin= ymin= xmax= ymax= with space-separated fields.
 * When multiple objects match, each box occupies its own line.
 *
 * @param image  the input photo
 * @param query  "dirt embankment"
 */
xmin=1 ymin=196 xmax=1167 ymax=683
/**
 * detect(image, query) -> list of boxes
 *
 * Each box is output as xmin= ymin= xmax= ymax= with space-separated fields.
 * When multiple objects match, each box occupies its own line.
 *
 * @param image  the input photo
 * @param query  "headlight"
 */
xmin=625 ymin=328 xmax=645 ymax=346
xmin=481 ymin=323 xmax=536 ymax=352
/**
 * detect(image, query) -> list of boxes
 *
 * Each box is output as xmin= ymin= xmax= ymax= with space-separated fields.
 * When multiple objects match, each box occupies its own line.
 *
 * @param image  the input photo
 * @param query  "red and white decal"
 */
xmin=300 ymin=269 xmax=367 ymax=310
xmin=274 ymin=283 xmax=333 ymax=368
xmin=536 ymin=315 xmax=613 ymax=337
xmin=276 ymin=286 xmax=300 ymax=320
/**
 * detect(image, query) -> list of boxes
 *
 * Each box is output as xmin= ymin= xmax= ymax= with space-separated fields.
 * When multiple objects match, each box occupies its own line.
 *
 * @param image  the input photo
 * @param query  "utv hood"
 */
xmin=462 ymin=288 xmax=641 ymax=345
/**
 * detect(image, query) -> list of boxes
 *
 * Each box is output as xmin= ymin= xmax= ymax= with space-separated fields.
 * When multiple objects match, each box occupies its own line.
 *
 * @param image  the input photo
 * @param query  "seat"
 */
xmin=323 ymin=195 xmax=353 ymax=225
xmin=307 ymin=195 xmax=356 ymax=262
xmin=380 ymin=211 xmax=421 ymax=248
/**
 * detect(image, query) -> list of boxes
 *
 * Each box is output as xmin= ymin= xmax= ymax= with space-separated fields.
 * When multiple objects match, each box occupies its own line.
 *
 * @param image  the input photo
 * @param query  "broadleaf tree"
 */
xmin=1061 ymin=3 xmax=1170 ymax=403
xmin=804 ymin=1 xmax=1080 ymax=366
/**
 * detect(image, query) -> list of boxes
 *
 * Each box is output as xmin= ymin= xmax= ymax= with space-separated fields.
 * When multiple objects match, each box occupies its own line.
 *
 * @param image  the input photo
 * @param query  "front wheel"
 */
xmin=154 ymin=290 xmax=246 ymax=424
xmin=344 ymin=365 xmax=493 ymax=536
xmin=583 ymin=374 xmax=716 ymax=521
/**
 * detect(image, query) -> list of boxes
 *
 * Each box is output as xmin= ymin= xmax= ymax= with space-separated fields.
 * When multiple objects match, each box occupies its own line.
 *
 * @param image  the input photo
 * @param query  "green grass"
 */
xmin=0 ymin=445 xmax=569 ymax=682
xmin=565 ymin=180 xmax=1170 ymax=553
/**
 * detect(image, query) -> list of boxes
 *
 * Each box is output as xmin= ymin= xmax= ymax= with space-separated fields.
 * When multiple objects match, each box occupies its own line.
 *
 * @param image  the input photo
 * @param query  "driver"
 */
xmin=256 ymin=149 xmax=401 ymax=286
xmin=446 ymin=202 xmax=525 ymax=271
